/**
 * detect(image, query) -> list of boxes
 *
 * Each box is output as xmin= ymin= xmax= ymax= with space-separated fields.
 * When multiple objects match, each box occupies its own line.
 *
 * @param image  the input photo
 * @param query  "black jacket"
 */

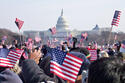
xmin=0 ymin=68 xmax=22 ymax=83
xmin=21 ymin=59 xmax=56 ymax=83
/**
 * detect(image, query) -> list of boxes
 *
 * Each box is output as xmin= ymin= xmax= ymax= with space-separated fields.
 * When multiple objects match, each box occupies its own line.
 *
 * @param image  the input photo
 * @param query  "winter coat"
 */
xmin=0 ymin=68 xmax=23 ymax=83
xmin=21 ymin=59 xmax=56 ymax=83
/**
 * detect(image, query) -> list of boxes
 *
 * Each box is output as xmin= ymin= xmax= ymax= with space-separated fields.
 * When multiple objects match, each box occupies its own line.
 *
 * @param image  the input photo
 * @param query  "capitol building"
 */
xmin=49 ymin=9 xmax=71 ymax=40
xmin=23 ymin=9 xmax=110 ymax=43
xmin=24 ymin=9 xmax=79 ymax=43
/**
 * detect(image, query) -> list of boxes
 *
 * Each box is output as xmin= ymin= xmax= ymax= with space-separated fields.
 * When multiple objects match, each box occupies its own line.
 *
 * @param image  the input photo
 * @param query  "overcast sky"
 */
xmin=0 ymin=0 xmax=124 ymax=33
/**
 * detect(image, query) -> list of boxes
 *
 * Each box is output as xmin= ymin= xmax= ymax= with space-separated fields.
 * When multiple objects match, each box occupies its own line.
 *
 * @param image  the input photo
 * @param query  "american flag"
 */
xmin=50 ymin=48 xmax=84 ymax=83
xmin=28 ymin=38 xmax=32 ymax=42
xmin=121 ymin=43 xmax=125 ymax=49
xmin=2 ymin=36 xmax=7 ymax=40
xmin=7 ymin=50 xmax=24 ymax=67
xmin=15 ymin=18 xmax=24 ymax=30
xmin=111 ymin=10 xmax=121 ymax=27
xmin=53 ymin=38 xmax=58 ymax=42
xmin=67 ymin=34 xmax=72 ymax=41
xmin=49 ymin=27 xmax=56 ymax=35
xmin=88 ymin=49 xmax=97 ymax=62
xmin=81 ymin=32 xmax=88 ymax=40
xmin=35 ymin=36 xmax=41 ymax=42
xmin=0 ymin=49 xmax=23 ymax=68
xmin=120 ymin=40 xmax=125 ymax=53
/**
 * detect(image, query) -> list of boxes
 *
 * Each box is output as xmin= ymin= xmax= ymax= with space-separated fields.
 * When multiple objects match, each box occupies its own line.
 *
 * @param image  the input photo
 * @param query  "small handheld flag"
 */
xmin=0 ymin=48 xmax=24 ymax=68
xmin=15 ymin=18 xmax=24 ymax=30
xmin=111 ymin=10 xmax=121 ymax=27
xmin=2 ymin=36 xmax=7 ymax=41
xmin=49 ymin=27 xmax=56 ymax=35
xmin=50 ymin=48 xmax=84 ymax=83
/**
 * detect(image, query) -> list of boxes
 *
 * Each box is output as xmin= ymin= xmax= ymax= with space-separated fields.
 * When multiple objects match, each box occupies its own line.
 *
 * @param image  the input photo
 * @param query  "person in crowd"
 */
xmin=115 ymin=41 xmax=121 ymax=52
xmin=68 ymin=40 xmax=90 ymax=83
xmin=88 ymin=57 xmax=125 ymax=83
xmin=70 ymin=39 xmax=91 ymax=61
xmin=99 ymin=51 xmax=109 ymax=58
xmin=20 ymin=42 xmax=90 ymax=83
xmin=115 ymin=52 xmax=125 ymax=62
xmin=20 ymin=48 xmax=61 ymax=83
xmin=107 ymin=47 xmax=115 ymax=56
xmin=96 ymin=49 xmax=100 ymax=59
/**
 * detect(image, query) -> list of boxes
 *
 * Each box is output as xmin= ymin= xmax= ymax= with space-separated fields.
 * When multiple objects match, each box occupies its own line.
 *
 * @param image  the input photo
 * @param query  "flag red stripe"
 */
xmin=8 ymin=53 xmax=21 ymax=58
xmin=7 ymin=58 xmax=19 ymax=62
xmin=50 ymin=71 xmax=75 ymax=83
xmin=62 ymin=63 xmax=79 ymax=72
xmin=0 ymin=61 xmax=14 ymax=66
xmin=50 ymin=62 xmax=78 ymax=76
xmin=10 ymin=50 xmax=22 ymax=55
xmin=0 ymin=58 xmax=16 ymax=64
xmin=66 ymin=53 xmax=83 ymax=62
xmin=50 ymin=67 xmax=76 ymax=79
xmin=7 ymin=55 xmax=20 ymax=60
xmin=65 ymin=56 xmax=83 ymax=65
xmin=63 ymin=60 xmax=81 ymax=68
xmin=0 ymin=64 xmax=12 ymax=68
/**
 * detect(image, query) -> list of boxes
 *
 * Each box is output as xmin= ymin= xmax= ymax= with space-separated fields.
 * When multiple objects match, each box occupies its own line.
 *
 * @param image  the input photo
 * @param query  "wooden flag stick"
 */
xmin=114 ymin=32 xmax=118 ymax=44
xmin=108 ymin=25 xmax=113 ymax=45
xmin=19 ymin=30 xmax=22 ymax=47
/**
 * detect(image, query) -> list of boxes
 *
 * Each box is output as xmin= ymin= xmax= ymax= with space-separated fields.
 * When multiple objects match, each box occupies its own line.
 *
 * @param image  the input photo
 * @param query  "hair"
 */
xmin=100 ymin=51 xmax=109 ymax=58
xmin=88 ymin=57 xmax=125 ymax=83
xmin=2 ymin=44 xmax=7 ymax=48
xmin=70 ymin=47 xmax=89 ymax=56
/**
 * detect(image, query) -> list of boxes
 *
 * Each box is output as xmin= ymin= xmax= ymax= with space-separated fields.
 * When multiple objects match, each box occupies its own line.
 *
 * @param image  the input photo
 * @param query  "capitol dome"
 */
xmin=56 ymin=9 xmax=69 ymax=31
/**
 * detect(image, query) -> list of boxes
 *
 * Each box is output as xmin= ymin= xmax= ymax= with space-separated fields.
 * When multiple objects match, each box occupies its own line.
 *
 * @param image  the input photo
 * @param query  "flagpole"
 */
xmin=113 ymin=37 xmax=115 ymax=44
xmin=67 ymin=31 xmax=68 ymax=41
xmin=113 ymin=34 xmax=116 ymax=44
xmin=108 ymin=25 xmax=113 ymax=45
xmin=114 ymin=32 xmax=118 ymax=44
xmin=19 ymin=30 xmax=22 ymax=47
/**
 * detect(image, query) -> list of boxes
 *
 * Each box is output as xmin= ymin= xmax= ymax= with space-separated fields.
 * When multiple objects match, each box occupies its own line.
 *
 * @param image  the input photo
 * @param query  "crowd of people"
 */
xmin=0 ymin=38 xmax=125 ymax=83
